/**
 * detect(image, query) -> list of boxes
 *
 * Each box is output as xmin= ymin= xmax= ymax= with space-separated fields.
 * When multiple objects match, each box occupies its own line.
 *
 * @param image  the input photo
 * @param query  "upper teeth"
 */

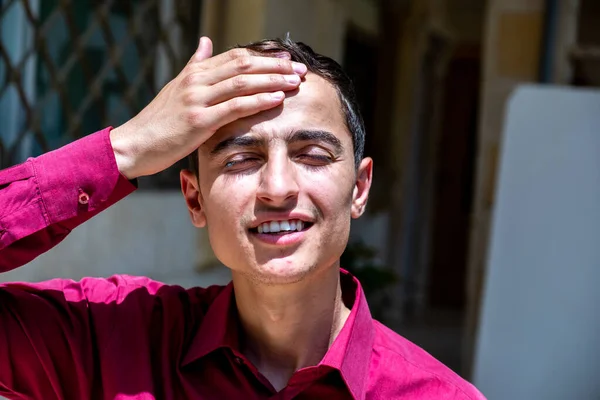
xmin=257 ymin=220 xmax=305 ymax=233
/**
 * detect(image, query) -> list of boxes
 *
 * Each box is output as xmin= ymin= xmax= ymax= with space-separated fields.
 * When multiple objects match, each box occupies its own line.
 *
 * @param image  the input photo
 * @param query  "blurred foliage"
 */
xmin=341 ymin=240 xmax=399 ymax=321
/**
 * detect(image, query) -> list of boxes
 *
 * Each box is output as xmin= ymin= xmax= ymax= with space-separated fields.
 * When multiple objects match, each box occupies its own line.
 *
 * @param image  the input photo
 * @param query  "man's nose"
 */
xmin=256 ymin=156 xmax=299 ymax=206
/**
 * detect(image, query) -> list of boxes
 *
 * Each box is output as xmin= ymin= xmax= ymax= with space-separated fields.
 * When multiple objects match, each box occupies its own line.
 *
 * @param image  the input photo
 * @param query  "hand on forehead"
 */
xmin=202 ymin=72 xmax=347 ymax=150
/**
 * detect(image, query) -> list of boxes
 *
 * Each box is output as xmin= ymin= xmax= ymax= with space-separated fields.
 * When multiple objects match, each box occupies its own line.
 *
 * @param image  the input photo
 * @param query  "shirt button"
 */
xmin=234 ymin=356 xmax=243 ymax=364
xmin=78 ymin=190 xmax=90 ymax=205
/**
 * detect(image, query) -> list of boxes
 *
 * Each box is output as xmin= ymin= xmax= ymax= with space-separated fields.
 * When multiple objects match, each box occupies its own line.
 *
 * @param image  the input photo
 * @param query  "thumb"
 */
xmin=189 ymin=36 xmax=213 ymax=64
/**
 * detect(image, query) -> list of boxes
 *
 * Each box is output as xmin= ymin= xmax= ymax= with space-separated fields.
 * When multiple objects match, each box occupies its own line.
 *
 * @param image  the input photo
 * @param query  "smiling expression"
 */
xmin=181 ymin=72 xmax=372 ymax=284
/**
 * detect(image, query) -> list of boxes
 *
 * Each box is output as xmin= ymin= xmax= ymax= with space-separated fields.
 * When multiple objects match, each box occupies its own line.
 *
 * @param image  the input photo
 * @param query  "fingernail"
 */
xmin=284 ymin=74 xmax=300 ymax=84
xmin=271 ymin=91 xmax=285 ymax=100
xmin=292 ymin=62 xmax=307 ymax=74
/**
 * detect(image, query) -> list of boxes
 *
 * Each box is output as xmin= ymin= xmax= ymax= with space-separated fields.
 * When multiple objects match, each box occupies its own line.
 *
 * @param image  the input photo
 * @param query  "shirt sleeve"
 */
xmin=0 ymin=275 xmax=218 ymax=399
xmin=0 ymin=275 xmax=174 ymax=399
xmin=0 ymin=127 xmax=137 ymax=272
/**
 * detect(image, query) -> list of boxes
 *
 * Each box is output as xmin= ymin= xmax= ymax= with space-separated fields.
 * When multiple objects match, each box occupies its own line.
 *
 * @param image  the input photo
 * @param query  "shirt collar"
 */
xmin=320 ymin=270 xmax=375 ymax=400
xmin=182 ymin=269 xmax=375 ymax=400
xmin=182 ymin=282 xmax=239 ymax=364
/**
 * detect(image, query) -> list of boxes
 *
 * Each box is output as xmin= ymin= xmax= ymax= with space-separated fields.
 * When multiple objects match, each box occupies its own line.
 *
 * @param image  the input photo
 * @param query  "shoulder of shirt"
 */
xmin=123 ymin=274 xmax=227 ymax=300
xmin=68 ymin=274 xmax=228 ymax=308
xmin=372 ymin=320 xmax=486 ymax=400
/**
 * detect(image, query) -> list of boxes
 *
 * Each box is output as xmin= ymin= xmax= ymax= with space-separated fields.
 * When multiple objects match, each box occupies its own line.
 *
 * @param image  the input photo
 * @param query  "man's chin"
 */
xmin=244 ymin=258 xmax=319 ymax=285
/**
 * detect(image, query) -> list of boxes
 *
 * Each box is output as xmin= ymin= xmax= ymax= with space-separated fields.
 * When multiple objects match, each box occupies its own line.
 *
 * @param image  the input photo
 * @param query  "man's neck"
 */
xmin=232 ymin=264 xmax=351 ymax=391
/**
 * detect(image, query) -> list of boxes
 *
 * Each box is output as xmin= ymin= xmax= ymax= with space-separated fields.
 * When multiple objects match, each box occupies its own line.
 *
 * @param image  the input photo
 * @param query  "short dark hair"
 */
xmin=188 ymin=36 xmax=366 ymax=176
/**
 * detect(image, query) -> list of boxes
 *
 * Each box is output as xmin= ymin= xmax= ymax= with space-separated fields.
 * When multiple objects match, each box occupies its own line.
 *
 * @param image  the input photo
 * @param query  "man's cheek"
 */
xmin=206 ymin=204 xmax=242 ymax=239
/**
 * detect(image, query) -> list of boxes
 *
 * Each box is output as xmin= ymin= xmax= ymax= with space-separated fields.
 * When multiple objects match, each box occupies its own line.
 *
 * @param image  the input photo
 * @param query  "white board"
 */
xmin=473 ymin=85 xmax=600 ymax=400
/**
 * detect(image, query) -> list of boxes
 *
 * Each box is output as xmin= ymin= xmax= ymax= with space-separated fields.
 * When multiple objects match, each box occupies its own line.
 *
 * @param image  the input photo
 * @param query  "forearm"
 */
xmin=0 ymin=128 xmax=136 ymax=272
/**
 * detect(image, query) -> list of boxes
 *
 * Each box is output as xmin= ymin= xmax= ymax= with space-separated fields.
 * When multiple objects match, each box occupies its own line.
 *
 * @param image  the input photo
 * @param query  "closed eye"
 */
xmin=224 ymin=155 xmax=262 ymax=170
xmin=295 ymin=146 xmax=335 ymax=166
xmin=296 ymin=154 xmax=333 ymax=165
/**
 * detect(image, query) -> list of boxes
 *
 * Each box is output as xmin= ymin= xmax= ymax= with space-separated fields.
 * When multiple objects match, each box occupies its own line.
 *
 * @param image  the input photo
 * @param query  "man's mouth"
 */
xmin=249 ymin=219 xmax=313 ymax=235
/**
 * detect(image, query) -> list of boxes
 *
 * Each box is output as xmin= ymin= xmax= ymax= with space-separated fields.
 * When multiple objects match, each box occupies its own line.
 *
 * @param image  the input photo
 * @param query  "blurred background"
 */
xmin=1 ymin=0 xmax=599 ymax=399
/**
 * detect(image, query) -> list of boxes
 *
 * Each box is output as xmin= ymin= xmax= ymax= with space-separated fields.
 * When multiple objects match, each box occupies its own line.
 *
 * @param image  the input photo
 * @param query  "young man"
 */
xmin=0 ymin=37 xmax=485 ymax=399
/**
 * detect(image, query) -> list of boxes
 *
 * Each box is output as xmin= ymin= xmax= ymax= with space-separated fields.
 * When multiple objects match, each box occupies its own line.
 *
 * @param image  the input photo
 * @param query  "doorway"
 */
xmin=427 ymin=45 xmax=480 ymax=309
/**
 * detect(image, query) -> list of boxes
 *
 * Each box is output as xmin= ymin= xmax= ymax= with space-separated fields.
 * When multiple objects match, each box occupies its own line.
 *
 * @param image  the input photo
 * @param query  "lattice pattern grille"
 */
xmin=0 ymin=0 xmax=201 ymax=188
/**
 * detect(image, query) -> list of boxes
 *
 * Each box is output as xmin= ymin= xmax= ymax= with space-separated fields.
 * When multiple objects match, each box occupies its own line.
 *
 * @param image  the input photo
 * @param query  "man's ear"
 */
xmin=351 ymin=157 xmax=373 ymax=219
xmin=180 ymin=169 xmax=207 ymax=228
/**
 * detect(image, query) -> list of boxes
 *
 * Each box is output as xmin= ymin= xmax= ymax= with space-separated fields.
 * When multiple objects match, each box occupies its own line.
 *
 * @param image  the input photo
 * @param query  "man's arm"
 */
xmin=0 ymin=128 xmax=136 ymax=272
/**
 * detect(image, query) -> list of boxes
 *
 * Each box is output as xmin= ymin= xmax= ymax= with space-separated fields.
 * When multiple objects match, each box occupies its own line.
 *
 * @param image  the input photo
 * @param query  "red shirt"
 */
xmin=0 ymin=128 xmax=485 ymax=399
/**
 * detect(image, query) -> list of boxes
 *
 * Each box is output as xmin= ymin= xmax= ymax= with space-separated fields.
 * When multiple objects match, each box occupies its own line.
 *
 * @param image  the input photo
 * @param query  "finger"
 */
xmin=197 ymin=47 xmax=256 ymax=69
xmin=204 ymin=74 xmax=301 ymax=106
xmin=204 ymin=91 xmax=286 ymax=129
xmin=273 ymin=52 xmax=292 ymax=60
xmin=197 ymin=47 xmax=299 ymax=72
xmin=197 ymin=37 xmax=213 ymax=60
xmin=203 ymin=56 xmax=307 ymax=85
xmin=188 ymin=37 xmax=213 ymax=64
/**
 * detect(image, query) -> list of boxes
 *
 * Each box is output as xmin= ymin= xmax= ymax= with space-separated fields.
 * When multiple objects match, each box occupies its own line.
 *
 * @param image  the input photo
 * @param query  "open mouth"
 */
xmin=249 ymin=219 xmax=313 ymax=235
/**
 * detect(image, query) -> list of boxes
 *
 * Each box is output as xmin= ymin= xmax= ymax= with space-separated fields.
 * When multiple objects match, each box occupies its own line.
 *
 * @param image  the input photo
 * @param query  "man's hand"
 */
xmin=110 ymin=37 xmax=307 ymax=179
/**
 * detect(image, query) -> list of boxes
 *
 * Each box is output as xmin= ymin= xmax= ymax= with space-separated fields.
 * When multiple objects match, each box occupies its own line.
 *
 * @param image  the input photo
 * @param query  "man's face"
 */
xmin=182 ymin=72 xmax=372 ymax=284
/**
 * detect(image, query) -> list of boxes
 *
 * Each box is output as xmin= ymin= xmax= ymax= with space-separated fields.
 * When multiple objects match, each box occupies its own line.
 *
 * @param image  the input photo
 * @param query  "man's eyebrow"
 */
xmin=289 ymin=130 xmax=343 ymax=153
xmin=210 ymin=136 xmax=264 ymax=155
xmin=210 ymin=129 xmax=344 ymax=156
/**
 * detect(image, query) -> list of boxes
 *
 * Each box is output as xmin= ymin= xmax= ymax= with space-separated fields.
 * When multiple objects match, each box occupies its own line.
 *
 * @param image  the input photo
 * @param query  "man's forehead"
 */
xmin=202 ymin=73 xmax=347 ymax=150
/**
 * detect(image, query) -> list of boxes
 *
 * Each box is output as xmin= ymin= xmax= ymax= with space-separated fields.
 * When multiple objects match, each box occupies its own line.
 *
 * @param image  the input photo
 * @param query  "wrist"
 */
xmin=110 ymin=124 xmax=139 ymax=180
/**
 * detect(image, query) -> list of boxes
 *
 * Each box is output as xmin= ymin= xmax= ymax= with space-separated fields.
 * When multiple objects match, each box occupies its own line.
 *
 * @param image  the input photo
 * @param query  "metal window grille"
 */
xmin=0 ymin=0 xmax=202 ymax=188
